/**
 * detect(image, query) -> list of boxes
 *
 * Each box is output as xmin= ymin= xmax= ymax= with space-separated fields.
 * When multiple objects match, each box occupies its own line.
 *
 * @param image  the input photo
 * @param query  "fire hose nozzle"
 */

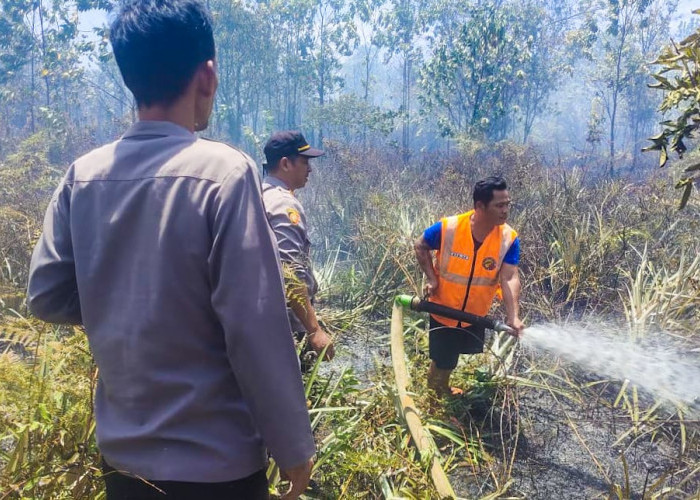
xmin=492 ymin=320 xmax=514 ymax=335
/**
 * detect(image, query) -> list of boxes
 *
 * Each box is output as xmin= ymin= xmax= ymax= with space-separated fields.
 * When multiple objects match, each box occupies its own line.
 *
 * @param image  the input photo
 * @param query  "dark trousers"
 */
xmin=102 ymin=462 xmax=269 ymax=500
xmin=428 ymin=316 xmax=485 ymax=370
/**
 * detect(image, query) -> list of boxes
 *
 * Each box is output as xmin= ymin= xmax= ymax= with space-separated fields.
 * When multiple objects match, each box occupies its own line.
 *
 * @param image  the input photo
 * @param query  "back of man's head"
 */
xmin=473 ymin=176 xmax=507 ymax=208
xmin=110 ymin=0 xmax=215 ymax=108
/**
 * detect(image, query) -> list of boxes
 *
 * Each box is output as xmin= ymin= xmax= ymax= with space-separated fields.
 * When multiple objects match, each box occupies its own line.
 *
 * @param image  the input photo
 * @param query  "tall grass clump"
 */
xmin=0 ymin=316 xmax=102 ymax=499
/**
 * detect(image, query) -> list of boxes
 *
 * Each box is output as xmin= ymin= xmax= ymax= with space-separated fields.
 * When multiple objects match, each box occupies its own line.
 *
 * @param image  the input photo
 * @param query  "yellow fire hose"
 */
xmin=390 ymin=298 xmax=456 ymax=499
xmin=390 ymin=295 xmax=514 ymax=498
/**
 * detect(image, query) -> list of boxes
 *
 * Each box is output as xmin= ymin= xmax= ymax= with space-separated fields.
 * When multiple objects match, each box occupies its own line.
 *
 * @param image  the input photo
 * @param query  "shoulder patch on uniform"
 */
xmin=286 ymin=208 xmax=301 ymax=225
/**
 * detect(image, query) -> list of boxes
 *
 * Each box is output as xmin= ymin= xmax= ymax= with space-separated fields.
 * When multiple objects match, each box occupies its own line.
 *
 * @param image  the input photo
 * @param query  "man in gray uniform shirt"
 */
xmin=262 ymin=131 xmax=335 ymax=362
xmin=26 ymin=1 xmax=314 ymax=499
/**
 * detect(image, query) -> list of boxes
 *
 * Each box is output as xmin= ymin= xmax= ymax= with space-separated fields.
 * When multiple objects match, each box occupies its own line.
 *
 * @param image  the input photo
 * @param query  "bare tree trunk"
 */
xmin=318 ymin=8 xmax=327 ymax=144
xmin=38 ymin=0 xmax=50 ymax=107
xmin=30 ymin=7 xmax=36 ymax=133
xmin=402 ymin=54 xmax=411 ymax=163
xmin=608 ymin=17 xmax=630 ymax=177
xmin=318 ymin=62 xmax=325 ymax=143
xmin=364 ymin=48 xmax=371 ymax=102
xmin=609 ymin=93 xmax=617 ymax=177
xmin=234 ymin=65 xmax=242 ymax=143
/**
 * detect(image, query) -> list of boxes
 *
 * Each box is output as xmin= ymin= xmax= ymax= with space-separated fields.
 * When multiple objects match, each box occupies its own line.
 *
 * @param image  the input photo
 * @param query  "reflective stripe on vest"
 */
xmin=429 ymin=210 xmax=517 ymax=328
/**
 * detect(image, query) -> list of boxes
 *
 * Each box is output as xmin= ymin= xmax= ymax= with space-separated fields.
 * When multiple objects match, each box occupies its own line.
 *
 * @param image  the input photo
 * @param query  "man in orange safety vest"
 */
xmin=414 ymin=176 xmax=524 ymax=397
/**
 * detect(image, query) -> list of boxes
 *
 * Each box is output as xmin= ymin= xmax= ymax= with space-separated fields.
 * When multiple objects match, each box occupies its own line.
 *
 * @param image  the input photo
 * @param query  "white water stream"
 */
xmin=521 ymin=323 xmax=700 ymax=411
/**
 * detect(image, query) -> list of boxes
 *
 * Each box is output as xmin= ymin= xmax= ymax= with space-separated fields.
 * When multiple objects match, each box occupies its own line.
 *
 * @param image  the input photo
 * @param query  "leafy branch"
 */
xmin=643 ymin=9 xmax=700 ymax=209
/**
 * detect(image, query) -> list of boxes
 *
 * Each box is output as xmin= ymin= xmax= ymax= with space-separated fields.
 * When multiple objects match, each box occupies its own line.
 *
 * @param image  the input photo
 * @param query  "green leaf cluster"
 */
xmin=645 ymin=9 xmax=700 ymax=208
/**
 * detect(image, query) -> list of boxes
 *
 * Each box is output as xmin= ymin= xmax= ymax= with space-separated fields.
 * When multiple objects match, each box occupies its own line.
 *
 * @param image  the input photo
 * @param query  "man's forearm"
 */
xmin=288 ymin=281 xmax=320 ymax=334
xmin=501 ymin=275 xmax=521 ymax=322
xmin=286 ymin=271 xmax=335 ymax=360
xmin=414 ymin=239 xmax=437 ymax=282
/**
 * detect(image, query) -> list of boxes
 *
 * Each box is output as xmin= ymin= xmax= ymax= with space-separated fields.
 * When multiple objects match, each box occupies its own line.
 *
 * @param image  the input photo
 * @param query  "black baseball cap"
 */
xmin=264 ymin=130 xmax=324 ymax=165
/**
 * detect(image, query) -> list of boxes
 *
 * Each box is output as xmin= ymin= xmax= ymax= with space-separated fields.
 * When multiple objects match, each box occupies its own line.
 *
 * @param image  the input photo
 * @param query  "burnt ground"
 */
xmin=444 ymin=356 xmax=700 ymax=500
xmin=507 ymin=388 xmax=688 ymax=498
xmin=326 ymin=327 xmax=699 ymax=499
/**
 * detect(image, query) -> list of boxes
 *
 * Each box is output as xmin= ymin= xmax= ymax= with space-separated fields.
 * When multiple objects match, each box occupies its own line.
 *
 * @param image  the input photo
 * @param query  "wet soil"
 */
xmin=447 ymin=357 xmax=699 ymax=499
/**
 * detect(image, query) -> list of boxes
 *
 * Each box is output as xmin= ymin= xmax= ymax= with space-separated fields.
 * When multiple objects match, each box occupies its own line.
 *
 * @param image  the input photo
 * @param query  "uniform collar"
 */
xmin=122 ymin=120 xmax=195 ymax=139
xmin=263 ymin=175 xmax=293 ymax=192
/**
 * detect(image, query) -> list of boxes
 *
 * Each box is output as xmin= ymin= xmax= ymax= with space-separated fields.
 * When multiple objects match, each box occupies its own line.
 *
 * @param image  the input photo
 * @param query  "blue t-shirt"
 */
xmin=423 ymin=221 xmax=520 ymax=265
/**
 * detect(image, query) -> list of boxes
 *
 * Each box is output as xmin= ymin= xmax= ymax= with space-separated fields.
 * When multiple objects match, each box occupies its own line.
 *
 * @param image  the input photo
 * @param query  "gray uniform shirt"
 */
xmin=27 ymin=121 xmax=315 ymax=482
xmin=262 ymin=176 xmax=318 ymax=333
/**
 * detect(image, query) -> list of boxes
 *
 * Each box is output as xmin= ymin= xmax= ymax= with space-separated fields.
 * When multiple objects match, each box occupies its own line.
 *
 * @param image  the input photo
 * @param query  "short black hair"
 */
xmin=110 ymin=0 xmax=215 ymax=107
xmin=265 ymin=155 xmax=298 ymax=173
xmin=473 ymin=176 xmax=507 ymax=207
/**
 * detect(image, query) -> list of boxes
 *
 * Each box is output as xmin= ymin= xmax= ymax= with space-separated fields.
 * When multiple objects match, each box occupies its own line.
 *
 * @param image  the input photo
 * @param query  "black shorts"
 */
xmin=429 ymin=316 xmax=485 ymax=370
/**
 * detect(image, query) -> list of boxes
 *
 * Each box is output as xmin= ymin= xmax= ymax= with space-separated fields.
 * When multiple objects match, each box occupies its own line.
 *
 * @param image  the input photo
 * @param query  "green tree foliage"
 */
xmin=623 ymin=1 xmax=677 ymax=165
xmin=0 ymin=0 xmax=33 ymax=87
xmin=209 ymin=0 xmax=358 ymax=147
xmin=588 ymin=0 xmax=676 ymax=175
xmin=419 ymin=3 xmax=534 ymax=140
xmin=644 ymin=9 xmax=700 ymax=209
xmin=349 ymin=0 xmax=386 ymax=103
xmin=515 ymin=1 xmax=576 ymax=143
xmin=376 ymin=0 xmax=428 ymax=160
xmin=0 ymin=0 xmax=114 ymax=154
xmin=307 ymin=0 xmax=358 ymax=142
xmin=306 ymin=93 xmax=397 ymax=145
xmin=0 ymin=0 xmax=687 ymax=166
xmin=209 ymin=0 xmax=271 ymax=143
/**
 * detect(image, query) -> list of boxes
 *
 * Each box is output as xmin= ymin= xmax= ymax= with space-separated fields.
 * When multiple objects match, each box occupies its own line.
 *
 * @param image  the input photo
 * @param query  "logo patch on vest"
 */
xmin=482 ymin=257 xmax=497 ymax=271
xmin=286 ymin=208 xmax=301 ymax=225
xmin=450 ymin=251 xmax=469 ymax=261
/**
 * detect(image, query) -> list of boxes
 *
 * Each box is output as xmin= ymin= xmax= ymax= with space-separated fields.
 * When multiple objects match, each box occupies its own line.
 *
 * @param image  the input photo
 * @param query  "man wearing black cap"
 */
xmin=262 ymin=131 xmax=334 ymax=362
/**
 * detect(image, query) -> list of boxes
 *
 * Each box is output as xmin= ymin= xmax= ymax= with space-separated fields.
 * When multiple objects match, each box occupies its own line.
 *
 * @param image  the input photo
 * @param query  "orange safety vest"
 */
xmin=429 ymin=210 xmax=517 ymax=327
